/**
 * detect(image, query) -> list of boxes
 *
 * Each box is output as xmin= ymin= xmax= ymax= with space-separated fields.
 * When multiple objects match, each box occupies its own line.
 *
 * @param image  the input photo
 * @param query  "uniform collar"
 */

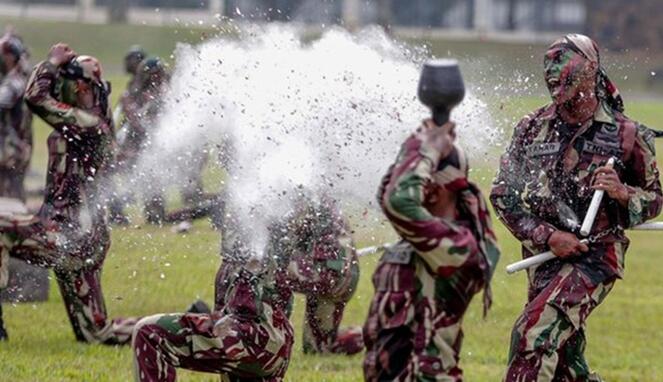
xmin=540 ymin=100 xmax=616 ymax=127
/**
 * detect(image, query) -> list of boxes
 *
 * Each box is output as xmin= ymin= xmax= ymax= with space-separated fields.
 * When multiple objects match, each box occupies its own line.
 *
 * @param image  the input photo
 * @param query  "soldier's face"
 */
xmin=544 ymin=47 xmax=596 ymax=106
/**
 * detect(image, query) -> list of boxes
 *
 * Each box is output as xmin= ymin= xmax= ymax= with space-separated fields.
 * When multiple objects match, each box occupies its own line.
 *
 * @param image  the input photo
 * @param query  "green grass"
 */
xmin=1 ymin=17 xmax=663 ymax=382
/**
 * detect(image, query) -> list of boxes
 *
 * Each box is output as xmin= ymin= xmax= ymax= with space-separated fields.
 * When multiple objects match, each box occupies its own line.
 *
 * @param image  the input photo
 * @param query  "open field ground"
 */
xmin=1 ymin=17 xmax=663 ymax=382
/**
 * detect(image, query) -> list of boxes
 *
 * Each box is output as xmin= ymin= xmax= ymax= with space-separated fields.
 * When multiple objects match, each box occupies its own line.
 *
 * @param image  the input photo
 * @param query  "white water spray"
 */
xmin=137 ymin=24 xmax=499 ymax=254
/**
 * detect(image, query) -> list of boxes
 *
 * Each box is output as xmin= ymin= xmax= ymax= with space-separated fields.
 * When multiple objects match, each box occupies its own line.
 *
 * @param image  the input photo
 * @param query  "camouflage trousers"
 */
xmin=364 ymin=255 xmax=485 ymax=382
xmin=300 ymin=287 xmax=363 ymax=355
xmin=504 ymin=260 xmax=616 ymax=382
xmin=0 ymin=215 xmax=138 ymax=344
xmin=132 ymin=309 xmax=294 ymax=381
xmin=0 ymin=168 xmax=27 ymax=201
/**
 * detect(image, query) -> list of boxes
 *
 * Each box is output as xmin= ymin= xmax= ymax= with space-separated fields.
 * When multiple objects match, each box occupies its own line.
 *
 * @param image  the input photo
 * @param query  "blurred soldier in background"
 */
xmin=0 ymin=43 xmax=139 ymax=344
xmin=0 ymin=31 xmax=32 ymax=201
xmin=0 ymin=30 xmax=36 ymax=341
xmin=271 ymin=194 xmax=363 ymax=355
xmin=110 ymin=55 xmax=210 ymax=226
xmin=190 ymin=192 xmax=364 ymax=355
xmin=364 ymin=120 xmax=500 ymax=381
xmin=111 ymin=57 xmax=169 ymax=224
xmin=491 ymin=34 xmax=662 ymax=381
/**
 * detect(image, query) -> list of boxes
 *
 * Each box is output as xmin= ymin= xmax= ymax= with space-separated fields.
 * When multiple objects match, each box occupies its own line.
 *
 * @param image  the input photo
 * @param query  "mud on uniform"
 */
xmin=364 ymin=125 xmax=500 ymax=381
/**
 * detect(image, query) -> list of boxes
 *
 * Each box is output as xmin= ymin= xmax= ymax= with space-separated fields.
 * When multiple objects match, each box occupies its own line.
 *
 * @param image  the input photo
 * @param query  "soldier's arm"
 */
xmin=490 ymin=115 xmax=557 ymax=249
xmin=622 ymin=125 xmax=663 ymax=226
xmin=24 ymin=60 xmax=101 ymax=136
xmin=380 ymin=133 xmax=478 ymax=276
xmin=0 ymin=74 xmax=23 ymax=109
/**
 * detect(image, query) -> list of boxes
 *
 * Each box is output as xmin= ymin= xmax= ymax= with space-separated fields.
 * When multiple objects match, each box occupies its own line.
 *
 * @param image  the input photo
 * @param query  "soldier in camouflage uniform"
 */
xmin=0 ymin=34 xmax=31 ymax=201
xmin=363 ymin=120 xmax=500 ymax=381
xmin=132 ymin=217 xmax=294 ymax=382
xmin=0 ymin=43 xmax=139 ymax=344
xmin=271 ymin=194 xmax=363 ymax=355
xmin=491 ymin=34 xmax=663 ymax=381
xmin=112 ymin=57 xmax=169 ymax=224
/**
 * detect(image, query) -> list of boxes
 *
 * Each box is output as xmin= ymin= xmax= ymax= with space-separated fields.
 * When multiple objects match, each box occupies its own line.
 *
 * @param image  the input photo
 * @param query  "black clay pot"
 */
xmin=417 ymin=59 xmax=465 ymax=126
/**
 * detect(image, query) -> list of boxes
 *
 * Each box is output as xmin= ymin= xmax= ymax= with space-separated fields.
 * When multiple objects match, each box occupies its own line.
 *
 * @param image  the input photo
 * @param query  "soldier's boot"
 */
xmin=331 ymin=326 xmax=364 ymax=355
xmin=0 ymin=304 xmax=8 ymax=341
xmin=186 ymin=299 xmax=211 ymax=314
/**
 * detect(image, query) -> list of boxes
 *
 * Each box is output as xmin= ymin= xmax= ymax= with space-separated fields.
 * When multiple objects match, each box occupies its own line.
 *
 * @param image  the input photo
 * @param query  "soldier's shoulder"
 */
xmin=514 ymin=104 xmax=554 ymax=133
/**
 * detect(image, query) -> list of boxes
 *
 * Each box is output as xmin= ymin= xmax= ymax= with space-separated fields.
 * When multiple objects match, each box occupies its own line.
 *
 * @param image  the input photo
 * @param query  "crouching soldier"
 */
xmin=491 ymin=34 xmax=663 ymax=382
xmin=0 ymin=43 xmax=138 ymax=344
xmin=132 ymin=223 xmax=294 ymax=382
xmin=271 ymin=194 xmax=363 ymax=355
xmin=363 ymin=120 xmax=500 ymax=381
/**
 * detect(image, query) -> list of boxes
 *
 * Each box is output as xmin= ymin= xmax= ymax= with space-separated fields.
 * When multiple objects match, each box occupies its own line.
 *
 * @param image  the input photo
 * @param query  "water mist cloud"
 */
xmin=136 ymin=24 xmax=499 ymax=253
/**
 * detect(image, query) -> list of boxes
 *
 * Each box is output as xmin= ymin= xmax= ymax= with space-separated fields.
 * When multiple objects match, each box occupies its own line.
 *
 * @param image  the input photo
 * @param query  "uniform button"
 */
xmin=433 ymin=362 xmax=441 ymax=370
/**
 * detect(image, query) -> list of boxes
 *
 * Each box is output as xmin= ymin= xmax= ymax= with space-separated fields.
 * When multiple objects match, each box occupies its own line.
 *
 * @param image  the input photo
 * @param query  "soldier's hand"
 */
xmin=418 ymin=119 xmax=456 ymax=160
xmin=592 ymin=166 xmax=630 ymax=205
xmin=48 ymin=43 xmax=76 ymax=67
xmin=547 ymin=230 xmax=588 ymax=258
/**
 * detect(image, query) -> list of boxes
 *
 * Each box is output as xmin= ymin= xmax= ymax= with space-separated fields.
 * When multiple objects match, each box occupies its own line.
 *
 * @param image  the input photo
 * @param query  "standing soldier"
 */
xmin=272 ymin=194 xmax=363 ymax=355
xmin=491 ymin=34 xmax=662 ymax=381
xmin=116 ymin=45 xmax=146 ymax=126
xmin=363 ymin=120 xmax=500 ymax=381
xmin=0 ymin=43 xmax=139 ymax=344
xmin=113 ymin=57 xmax=169 ymax=224
xmin=0 ymin=35 xmax=31 ymax=200
xmin=132 ymin=222 xmax=294 ymax=381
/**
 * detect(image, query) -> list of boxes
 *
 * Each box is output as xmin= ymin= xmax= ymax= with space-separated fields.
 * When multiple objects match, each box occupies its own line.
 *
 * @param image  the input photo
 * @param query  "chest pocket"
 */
xmin=580 ymin=124 xmax=624 ymax=171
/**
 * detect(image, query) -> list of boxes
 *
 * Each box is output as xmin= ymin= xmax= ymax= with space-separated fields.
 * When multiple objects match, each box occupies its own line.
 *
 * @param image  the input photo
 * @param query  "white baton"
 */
xmin=506 ymin=222 xmax=663 ymax=274
xmin=579 ymin=157 xmax=616 ymax=236
xmin=505 ymin=239 xmax=590 ymax=274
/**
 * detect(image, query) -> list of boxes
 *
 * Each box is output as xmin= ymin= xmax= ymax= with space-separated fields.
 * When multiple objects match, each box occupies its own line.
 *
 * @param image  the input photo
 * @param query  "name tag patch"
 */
xmin=527 ymin=142 xmax=560 ymax=157
xmin=583 ymin=141 xmax=622 ymax=157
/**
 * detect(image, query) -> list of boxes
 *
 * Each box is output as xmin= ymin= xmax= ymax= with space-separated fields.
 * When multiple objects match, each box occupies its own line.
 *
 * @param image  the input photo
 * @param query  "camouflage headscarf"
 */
xmin=545 ymin=34 xmax=624 ymax=113
xmin=433 ymin=145 xmax=500 ymax=315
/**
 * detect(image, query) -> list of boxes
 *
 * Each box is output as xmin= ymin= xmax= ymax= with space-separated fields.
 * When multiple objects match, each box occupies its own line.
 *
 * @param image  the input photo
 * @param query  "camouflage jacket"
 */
xmin=0 ymin=66 xmax=31 ymax=172
xmin=270 ymin=199 xmax=360 ymax=301
xmin=491 ymin=102 xmax=662 ymax=274
xmin=24 ymin=60 xmax=114 ymax=229
xmin=378 ymin=130 xmax=499 ymax=283
xmin=115 ymin=79 xmax=165 ymax=168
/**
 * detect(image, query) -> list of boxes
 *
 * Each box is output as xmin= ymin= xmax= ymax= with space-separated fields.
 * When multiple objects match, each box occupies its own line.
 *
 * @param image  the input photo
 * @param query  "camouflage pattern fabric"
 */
xmin=0 ymin=64 xmax=31 ymax=201
xmin=112 ymin=60 xmax=167 ymax=223
xmin=364 ymin=123 xmax=500 ymax=381
xmin=133 ymin=236 xmax=294 ymax=382
xmin=0 ymin=58 xmax=138 ymax=344
xmin=270 ymin=196 xmax=363 ymax=355
xmin=491 ymin=35 xmax=663 ymax=381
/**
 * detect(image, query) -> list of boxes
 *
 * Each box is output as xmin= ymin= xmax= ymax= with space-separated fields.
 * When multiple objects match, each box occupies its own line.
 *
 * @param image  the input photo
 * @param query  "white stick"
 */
xmin=505 ymin=239 xmax=590 ymax=274
xmin=579 ymin=157 xmax=615 ymax=236
xmin=356 ymin=243 xmax=392 ymax=257
xmin=630 ymin=222 xmax=663 ymax=230
xmin=506 ymin=221 xmax=663 ymax=274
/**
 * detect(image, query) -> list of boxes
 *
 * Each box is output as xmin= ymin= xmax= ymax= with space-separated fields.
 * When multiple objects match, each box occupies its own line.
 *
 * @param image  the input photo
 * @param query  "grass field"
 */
xmin=1 ymin=17 xmax=663 ymax=382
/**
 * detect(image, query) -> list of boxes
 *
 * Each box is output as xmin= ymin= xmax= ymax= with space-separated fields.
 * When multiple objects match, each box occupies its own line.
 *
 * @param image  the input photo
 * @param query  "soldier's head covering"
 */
xmin=545 ymin=34 xmax=624 ymax=113
xmin=136 ymin=57 xmax=169 ymax=89
xmin=124 ymin=45 xmax=146 ymax=75
xmin=433 ymin=144 xmax=500 ymax=316
xmin=0 ymin=36 xmax=22 ymax=62
xmin=61 ymin=55 xmax=110 ymax=111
